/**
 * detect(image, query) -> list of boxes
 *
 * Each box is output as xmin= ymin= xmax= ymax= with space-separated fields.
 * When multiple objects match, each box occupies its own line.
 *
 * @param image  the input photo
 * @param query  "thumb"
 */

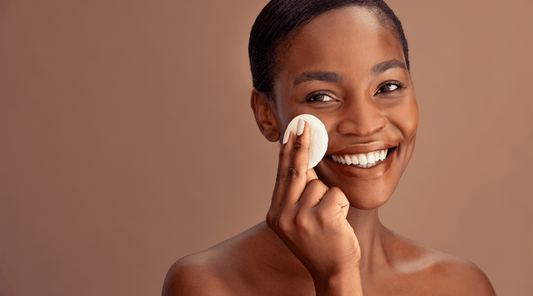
xmin=341 ymin=197 xmax=350 ymax=218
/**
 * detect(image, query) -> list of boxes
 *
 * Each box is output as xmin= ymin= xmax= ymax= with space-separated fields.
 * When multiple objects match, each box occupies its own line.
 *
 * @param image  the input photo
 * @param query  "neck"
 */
xmin=345 ymin=207 xmax=389 ymax=274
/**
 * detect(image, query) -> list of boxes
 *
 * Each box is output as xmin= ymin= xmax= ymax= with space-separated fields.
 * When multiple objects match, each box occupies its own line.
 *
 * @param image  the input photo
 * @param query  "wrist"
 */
xmin=313 ymin=267 xmax=363 ymax=296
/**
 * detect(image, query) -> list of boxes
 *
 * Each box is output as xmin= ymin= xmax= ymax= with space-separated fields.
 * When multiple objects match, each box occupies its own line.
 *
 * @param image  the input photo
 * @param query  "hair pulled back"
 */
xmin=248 ymin=0 xmax=409 ymax=102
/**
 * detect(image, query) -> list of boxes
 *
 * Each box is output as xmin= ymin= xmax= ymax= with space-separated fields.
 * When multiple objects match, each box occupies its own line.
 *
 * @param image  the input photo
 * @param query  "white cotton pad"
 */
xmin=284 ymin=114 xmax=328 ymax=169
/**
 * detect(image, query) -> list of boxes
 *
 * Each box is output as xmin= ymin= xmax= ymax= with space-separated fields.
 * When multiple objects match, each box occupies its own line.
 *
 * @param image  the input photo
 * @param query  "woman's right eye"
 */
xmin=305 ymin=93 xmax=335 ymax=103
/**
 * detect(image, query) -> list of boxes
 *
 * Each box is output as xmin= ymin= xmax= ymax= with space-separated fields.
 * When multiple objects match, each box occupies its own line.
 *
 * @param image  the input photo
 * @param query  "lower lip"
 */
xmin=323 ymin=149 xmax=395 ymax=179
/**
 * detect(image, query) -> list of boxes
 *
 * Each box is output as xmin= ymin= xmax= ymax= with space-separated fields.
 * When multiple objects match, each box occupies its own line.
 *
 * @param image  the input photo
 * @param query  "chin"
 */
xmin=316 ymin=168 xmax=401 ymax=210
xmin=346 ymin=193 xmax=391 ymax=210
xmin=342 ymin=180 xmax=397 ymax=210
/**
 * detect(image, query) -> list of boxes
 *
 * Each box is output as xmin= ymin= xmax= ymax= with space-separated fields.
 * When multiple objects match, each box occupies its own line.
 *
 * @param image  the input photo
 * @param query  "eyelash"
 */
xmin=375 ymin=81 xmax=404 ymax=95
xmin=305 ymin=93 xmax=336 ymax=103
xmin=304 ymin=81 xmax=404 ymax=103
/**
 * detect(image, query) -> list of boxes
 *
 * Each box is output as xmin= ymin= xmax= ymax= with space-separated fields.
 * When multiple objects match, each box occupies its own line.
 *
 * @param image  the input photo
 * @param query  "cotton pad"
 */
xmin=284 ymin=114 xmax=328 ymax=169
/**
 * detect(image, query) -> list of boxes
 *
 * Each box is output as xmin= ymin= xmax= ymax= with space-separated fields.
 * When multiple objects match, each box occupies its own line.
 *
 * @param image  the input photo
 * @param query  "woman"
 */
xmin=163 ymin=0 xmax=496 ymax=295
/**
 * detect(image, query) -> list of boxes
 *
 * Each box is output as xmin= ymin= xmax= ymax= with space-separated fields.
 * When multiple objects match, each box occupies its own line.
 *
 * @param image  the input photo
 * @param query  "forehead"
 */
xmin=276 ymin=6 xmax=404 ymax=86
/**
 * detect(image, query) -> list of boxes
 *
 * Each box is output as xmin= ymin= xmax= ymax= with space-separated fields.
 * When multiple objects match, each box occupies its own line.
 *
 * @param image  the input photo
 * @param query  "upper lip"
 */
xmin=326 ymin=142 xmax=396 ymax=156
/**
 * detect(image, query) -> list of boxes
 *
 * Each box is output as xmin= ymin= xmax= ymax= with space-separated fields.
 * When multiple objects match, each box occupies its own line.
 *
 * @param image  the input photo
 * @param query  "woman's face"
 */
xmin=272 ymin=6 xmax=418 ymax=210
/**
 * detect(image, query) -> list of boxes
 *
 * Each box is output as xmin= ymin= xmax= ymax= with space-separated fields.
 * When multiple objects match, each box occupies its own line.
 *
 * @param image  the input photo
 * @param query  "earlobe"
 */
xmin=250 ymin=89 xmax=280 ymax=142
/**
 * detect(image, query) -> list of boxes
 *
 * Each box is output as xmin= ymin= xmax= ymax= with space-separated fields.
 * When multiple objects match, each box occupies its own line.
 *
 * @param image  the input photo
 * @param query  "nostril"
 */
xmin=335 ymin=115 xmax=387 ymax=137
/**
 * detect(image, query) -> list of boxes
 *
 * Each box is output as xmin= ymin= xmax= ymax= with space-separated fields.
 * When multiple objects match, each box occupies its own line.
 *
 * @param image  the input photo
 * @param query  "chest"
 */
xmin=228 ymin=270 xmax=445 ymax=296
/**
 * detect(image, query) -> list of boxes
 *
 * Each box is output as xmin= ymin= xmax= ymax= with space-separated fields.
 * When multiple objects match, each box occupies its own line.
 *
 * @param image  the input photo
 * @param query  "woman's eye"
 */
xmin=376 ymin=82 xmax=403 ymax=94
xmin=306 ymin=94 xmax=335 ymax=103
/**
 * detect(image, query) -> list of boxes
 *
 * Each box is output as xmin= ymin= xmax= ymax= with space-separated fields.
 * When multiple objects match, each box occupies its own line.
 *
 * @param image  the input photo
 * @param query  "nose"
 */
xmin=335 ymin=94 xmax=387 ymax=137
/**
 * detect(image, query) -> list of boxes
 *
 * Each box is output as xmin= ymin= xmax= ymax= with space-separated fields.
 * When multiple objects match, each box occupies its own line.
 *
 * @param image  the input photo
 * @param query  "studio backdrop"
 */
xmin=1 ymin=0 xmax=531 ymax=295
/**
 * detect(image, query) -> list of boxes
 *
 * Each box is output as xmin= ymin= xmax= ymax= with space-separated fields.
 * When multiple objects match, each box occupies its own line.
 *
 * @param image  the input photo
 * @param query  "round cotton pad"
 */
xmin=284 ymin=114 xmax=328 ymax=169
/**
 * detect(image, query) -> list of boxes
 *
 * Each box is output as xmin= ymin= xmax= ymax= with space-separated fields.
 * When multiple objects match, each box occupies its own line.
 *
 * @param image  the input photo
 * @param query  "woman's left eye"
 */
xmin=376 ymin=82 xmax=403 ymax=94
xmin=306 ymin=93 xmax=335 ymax=103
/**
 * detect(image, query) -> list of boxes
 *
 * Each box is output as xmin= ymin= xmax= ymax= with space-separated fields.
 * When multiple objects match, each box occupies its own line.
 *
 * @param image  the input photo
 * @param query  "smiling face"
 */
xmin=264 ymin=6 xmax=419 ymax=210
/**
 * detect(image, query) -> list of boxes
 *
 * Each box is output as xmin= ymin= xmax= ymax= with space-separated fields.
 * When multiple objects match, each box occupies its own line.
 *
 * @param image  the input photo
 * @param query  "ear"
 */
xmin=250 ymin=89 xmax=280 ymax=142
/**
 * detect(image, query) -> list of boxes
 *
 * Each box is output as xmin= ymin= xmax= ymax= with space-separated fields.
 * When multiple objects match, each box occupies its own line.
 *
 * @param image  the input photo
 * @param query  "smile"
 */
xmin=328 ymin=148 xmax=392 ymax=169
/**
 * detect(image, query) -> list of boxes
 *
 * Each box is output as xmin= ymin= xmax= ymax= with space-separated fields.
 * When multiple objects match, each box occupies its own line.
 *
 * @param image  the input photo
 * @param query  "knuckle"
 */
xmin=328 ymin=186 xmax=342 ymax=194
xmin=330 ymin=187 xmax=344 ymax=195
xmin=294 ymin=213 xmax=311 ymax=231
xmin=308 ymin=179 xmax=322 ymax=185
xmin=279 ymin=147 xmax=290 ymax=159
xmin=307 ymin=179 xmax=327 ymax=191
xmin=286 ymin=166 xmax=300 ymax=181
xmin=315 ymin=208 xmax=332 ymax=224
xmin=265 ymin=211 xmax=276 ymax=227
xmin=276 ymin=215 xmax=293 ymax=233
xmin=292 ymin=140 xmax=303 ymax=150
xmin=328 ymin=186 xmax=345 ymax=198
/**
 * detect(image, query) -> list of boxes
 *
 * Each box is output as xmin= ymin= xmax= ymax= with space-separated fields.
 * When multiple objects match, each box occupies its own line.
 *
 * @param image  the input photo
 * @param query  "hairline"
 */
xmin=267 ymin=4 xmax=405 ymax=106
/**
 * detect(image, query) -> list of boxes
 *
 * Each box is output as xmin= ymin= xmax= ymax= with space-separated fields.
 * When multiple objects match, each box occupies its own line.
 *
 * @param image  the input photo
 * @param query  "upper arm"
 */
xmin=456 ymin=263 xmax=496 ymax=296
xmin=436 ymin=260 xmax=496 ymax=296
xmin=162 ymin=256 xmax=232 ymax=296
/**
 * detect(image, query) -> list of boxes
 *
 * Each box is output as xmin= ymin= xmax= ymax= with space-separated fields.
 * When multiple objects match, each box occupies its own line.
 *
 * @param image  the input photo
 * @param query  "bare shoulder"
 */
xmin=430 ymin=257 xmax=496 ymax=296
xmin=386 ymin=231 xmax=496 ymax=296
xmin=162 ymin=223 xmax=269 ymax=296
xmin=162 ymin=250 xmax=233 ymax=296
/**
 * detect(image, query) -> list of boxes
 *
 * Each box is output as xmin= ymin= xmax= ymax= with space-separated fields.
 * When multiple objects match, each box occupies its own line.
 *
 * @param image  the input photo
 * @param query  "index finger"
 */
xmin=271 ymin=119 xmax=311 ymax=209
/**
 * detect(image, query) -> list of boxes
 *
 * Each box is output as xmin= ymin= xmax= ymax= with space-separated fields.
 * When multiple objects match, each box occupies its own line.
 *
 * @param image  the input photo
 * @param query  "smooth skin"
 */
xmin=163 ymin=6 xmax=495 ymax=296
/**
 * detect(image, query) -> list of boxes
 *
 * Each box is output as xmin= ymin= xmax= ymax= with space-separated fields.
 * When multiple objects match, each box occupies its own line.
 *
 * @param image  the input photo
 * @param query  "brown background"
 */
xmin=1 ymin=0 xmax=531 ymax=295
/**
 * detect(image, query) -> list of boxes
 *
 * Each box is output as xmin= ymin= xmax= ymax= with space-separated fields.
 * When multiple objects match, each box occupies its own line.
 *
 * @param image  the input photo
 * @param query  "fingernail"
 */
xmin=296 ymin=119 xmax=305 ymax=136
xmin=343 ymin=198 xmax=349 ymax=207
xmin=283 ymin=130 xmax=291 ymax=144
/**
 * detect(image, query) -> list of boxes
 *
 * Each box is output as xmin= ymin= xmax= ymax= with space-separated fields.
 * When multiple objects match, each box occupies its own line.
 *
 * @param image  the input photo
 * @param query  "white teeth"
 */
xmin=330 ymin=149 xmax=391 ymax=168
xmin=340 ymin=155 xmax=347 ymax=164
xmin=367 ymin=152 xmax=374 ymax=164
xmin=359 ymin=154 xmax=368 ymax=165
xmin=345 ymin=155 xmax=352 ymax=165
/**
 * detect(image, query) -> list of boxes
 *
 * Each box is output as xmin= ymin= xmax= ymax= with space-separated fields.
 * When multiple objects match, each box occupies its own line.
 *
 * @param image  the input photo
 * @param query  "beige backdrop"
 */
xmin=1 ymin=0 xmax=531 ymax=295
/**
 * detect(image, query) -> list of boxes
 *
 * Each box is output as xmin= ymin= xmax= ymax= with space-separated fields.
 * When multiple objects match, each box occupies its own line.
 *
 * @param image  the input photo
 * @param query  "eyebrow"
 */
xmin=293 ymin=71 xmax=343 ymax=88
xmin=370 ymin=59 xmax=407 ymax=77
xmin=291 ymin=59 xmax=407 ymax=88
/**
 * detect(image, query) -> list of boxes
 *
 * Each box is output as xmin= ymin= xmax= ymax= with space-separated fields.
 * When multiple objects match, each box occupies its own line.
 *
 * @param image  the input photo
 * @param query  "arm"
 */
xmin=314 ymin=269 xmax=363 ymax=296
xmin=162 ymin=257 xmax=231 ymax=296
xmin=447 ymin=261 xmax=496 ymax=296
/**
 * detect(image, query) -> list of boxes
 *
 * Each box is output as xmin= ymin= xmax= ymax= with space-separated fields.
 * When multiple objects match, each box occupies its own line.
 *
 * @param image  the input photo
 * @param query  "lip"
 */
xmin=326 ymin=142 xmax=396 ymax=156
xmin=321 ymin=146 xmax=396 ymax=179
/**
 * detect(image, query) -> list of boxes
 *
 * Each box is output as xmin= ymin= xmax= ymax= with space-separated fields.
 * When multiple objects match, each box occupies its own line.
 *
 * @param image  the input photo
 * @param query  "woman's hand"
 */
xmin=266 ymin=119 xmax=362 ymax=295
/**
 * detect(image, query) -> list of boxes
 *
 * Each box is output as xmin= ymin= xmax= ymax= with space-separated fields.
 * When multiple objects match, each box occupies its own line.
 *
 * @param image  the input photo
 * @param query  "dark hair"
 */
xmin=248 ymin=0 xmax=409 ymax=103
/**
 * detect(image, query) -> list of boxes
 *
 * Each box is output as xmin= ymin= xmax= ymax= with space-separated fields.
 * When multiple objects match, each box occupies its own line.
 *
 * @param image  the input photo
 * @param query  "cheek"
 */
xmin=388 ymin=96 xmax=419 ymax=138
